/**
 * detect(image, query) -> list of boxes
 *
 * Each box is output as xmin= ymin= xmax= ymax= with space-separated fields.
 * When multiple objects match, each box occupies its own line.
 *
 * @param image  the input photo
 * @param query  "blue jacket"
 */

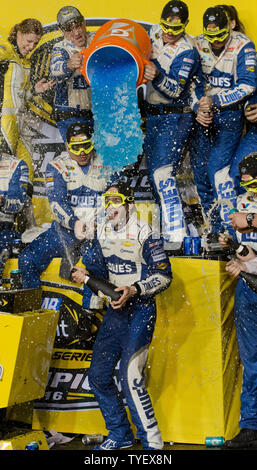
xmin=0 ymin=154 xmax=28 ymax=223
xmin=146 ymin=25 xmax=203 ymax=111
xmin=194 ymin=31 xmax=257 ymax=109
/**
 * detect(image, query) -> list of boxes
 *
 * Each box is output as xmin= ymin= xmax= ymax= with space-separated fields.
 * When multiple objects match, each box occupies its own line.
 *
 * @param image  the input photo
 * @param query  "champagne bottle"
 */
xmin=239 ymin=271 xmax=257 ymax=294
xmin=84 ymin=274 xmax=122 ymax=301
xmin=0 ymin=249 xmax=10 ymax=286
xmin=70 ymin=268 xmax=121 ymax=301
xmin=224 ymin=237 xmax=257 ymax=293
xmin=224 ymin=237 xmax=249 ymax=257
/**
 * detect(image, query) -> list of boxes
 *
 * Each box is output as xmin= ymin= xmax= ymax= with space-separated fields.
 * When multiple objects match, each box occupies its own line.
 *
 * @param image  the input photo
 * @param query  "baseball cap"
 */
xmin=57 ymin=6 xmax=84 ymax=29
xmin=66 ymin=121 xmax=93 ymax=143
xmin=239 ymin=153 xmax=257 ymax=179
xmin=203 ymin=6 xmax=229 ymax=30
xmin=161 ymin=0 xmax=189 ymax=25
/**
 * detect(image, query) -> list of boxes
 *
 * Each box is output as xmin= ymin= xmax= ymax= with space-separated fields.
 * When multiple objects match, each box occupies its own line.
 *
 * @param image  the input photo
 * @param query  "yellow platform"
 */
xmin=0 ymin=430 xmax=49 ymax=450
xmin=0 ymin=308 xmax=59 ymax=408
xmin=148 ymin=257 xmax=242 ymax=444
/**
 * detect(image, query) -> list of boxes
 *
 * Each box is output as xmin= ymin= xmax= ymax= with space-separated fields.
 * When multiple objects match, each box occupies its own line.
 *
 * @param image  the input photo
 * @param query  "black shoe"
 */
xmin=223 ymin=429 xmax=257 ymax=449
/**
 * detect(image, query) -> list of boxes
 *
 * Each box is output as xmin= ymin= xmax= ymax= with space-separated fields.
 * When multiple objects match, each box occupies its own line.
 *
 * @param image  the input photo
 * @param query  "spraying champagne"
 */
xmin=0 ymin=249 xmax=10 ymax=287
xmin=71 ymin=268 xmax=122 ymax=301
xmin=224 ymin=236 xmax=257 ymax=293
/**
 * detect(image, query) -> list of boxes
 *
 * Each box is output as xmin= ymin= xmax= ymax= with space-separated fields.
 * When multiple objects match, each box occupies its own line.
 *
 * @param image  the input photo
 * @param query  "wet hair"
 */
xmin=66 ymin=121 xmax=93 ymax=143
xmin=8 ymin=18 xmax=43 ymax=45
xmin=217 ymin=5 xmax=246 ymax=33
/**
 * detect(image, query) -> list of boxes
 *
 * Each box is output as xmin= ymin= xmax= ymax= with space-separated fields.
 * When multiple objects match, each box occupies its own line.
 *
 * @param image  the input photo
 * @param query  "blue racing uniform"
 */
xmin=83 ymin=210 xmax=172 ymax=449
xmin=143 ymin=25 xmax=202 ymax=244
xmin=230 ymin=193 xmax=257 ymax=429
xmin=230 ymin=93 xmax=257 ymax=194
xmin=19 ymin=150 xmax=106 ymax=289
xmin=50 ymin=33 xmax=94 ymax=141
xmin=0 ymin=154 xmax=28 ymax=251
xmin=190 ymin=31 xmax=257 ymax=233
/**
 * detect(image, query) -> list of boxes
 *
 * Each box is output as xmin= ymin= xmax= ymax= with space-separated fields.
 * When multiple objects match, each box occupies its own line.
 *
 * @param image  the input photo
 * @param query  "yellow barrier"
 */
xmin=0 ymin=430 xmax=49 ymax=450
xmin=148 ymin=258 xmax=242 ymax=444
xmin=0 ymin=308 xmax=59 ymax=408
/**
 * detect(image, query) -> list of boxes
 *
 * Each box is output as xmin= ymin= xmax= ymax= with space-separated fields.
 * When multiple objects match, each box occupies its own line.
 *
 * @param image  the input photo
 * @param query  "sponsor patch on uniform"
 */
xmin=156 ymin=263 xmax=169 ymax=270
xmin=179 ymin=70 xmax=189 ymax=78
xmin=183 ymin=57 xmax=194 ymax=64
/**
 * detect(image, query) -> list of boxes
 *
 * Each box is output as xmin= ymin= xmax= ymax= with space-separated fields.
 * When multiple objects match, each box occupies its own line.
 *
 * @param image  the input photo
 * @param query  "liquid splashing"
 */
xmin=90 ymin=47 xmax=143 ymax=176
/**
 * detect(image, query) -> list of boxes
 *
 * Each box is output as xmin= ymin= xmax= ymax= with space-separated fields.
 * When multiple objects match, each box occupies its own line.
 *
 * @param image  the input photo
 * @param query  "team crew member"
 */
xmin=19 ymin=121 xmax=106 ymax=290
xmin=0 ymin=19 xmax=55 ymax=227
xmin=0 ymin=149 xmax=29 ymax=252
xmin=50 ymin=6 xmax=94 ymax=141
xmin=219 ymin=153 xmax=257 ymax=448
xmin=190 ymin=6 xmax=257 ymax=234
xmin=143 ymin=0 xmax=202 ymax=249
xmin=230 ymin=92 xmax=257 ymax=193
xmin=72 ymin=181 xmax=172 ymax=450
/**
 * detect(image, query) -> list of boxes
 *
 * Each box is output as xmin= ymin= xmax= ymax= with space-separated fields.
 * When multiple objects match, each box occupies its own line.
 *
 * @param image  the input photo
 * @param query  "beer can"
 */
xmin=82 ymin=434 xmax=104 ymax=446
xmin=205 ymin=436 xmax=224 ymax=447
xmin=12 ymin=239 xmax=22 ymax=257
xmin=191 ymin=237 xmax=201 ymax=255
xmin=25 ymin=441 xmax=39 ymax=450
xmin=183 ymin=236 xmax=192 ymax=255
xmin=10 ymin=269 xmax=22 ymax=290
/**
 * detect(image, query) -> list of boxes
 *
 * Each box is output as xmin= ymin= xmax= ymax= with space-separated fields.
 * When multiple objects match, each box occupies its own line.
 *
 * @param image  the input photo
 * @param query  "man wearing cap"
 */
xmin=0 ymin=147 xmax=29 ymax=255
xmin=19 ymin=121 xmax=106 ymax=290
xmin=71 ymin=180 xmax=172 ymax=450
xmin=143 ymin=0 xmax=202 ymax=251
xmin=230 ymin=91 xmax=257 ymax=194
xmin=50 ymin=6 xmax=94 ymax=141
xmin=190 ymin=6 xmax=257 ymax=235
xmin=218 ymin=153 xmax=257 ymax=448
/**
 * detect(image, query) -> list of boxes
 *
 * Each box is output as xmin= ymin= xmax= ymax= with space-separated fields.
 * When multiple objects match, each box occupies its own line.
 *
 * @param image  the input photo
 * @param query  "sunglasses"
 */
xmin=101 ymin=192 xmax=134 ymax=209
xmin=203 ymin=27 xmax=229 ymax=43
xmin=160 ymin=19 xmax=186 ymax=35
xmin=68 ymin=139 xmax=94 ymax=156
xmin=61 ymin=19 xmax=84 ymax=32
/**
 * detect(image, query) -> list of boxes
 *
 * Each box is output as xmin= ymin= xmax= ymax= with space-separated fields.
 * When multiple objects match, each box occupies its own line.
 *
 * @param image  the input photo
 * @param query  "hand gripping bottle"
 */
xmin=84 ymin=273 xmax=122 ymax=302
xmin=71 ymin=269 xmax=122 ymax=301
xmin=225 ymin=236 xmax=257 ymax=293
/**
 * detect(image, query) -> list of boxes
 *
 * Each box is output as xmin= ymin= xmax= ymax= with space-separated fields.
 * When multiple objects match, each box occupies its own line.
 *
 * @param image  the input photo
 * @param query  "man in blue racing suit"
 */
xmin=0 ymin=149 xmax=29 ymax=253
xmin=190 ymin=6 xmax=257 ymax=234
xmin=19 ymin=121 xmax=106 ymax=290
xmin=71 ymin=180 xmax=172 ymax=450
xmin=143 ymin=0 xmax=202 ymax=249
xmin=50 ymin=6 xmax=94 ymax=141
xmin=230 ymin=92 xmax=257 ymax=194
xmin=219 ymin=153 xmax=257 ymax=448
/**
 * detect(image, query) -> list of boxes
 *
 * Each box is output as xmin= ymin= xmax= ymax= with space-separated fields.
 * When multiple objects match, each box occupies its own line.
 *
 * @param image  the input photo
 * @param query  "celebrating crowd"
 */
xmin=1 ymin=1 xmax=257 ymax=451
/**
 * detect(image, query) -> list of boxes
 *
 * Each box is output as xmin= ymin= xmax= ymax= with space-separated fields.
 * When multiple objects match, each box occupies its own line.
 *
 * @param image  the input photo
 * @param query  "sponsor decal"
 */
xmin=106 ymin=255 xmax=137 ymax=275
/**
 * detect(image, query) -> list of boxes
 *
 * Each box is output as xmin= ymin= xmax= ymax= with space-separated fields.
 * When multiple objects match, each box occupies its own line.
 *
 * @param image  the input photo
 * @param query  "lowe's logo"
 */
xmin=132 ymin=377 xmax=158 ymax=429
xmin=107 ymin=255 xmax=137 ymax=275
